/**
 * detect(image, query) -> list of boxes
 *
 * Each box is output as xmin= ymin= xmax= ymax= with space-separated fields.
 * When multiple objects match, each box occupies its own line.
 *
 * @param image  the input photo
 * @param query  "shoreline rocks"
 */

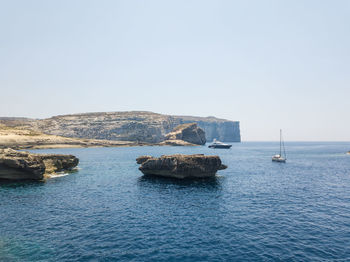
xmin=136 ymin=154 xmax=227 ymax=179
xmin=0 ymin=148 xmax=79 ymax=180
xmin=158 ymin=139 xmax=197 ymax=146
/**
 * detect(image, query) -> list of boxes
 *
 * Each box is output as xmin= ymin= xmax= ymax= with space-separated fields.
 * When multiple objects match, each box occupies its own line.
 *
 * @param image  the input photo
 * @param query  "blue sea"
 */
xmin=1 ymin=142 xmax=350 ymax=261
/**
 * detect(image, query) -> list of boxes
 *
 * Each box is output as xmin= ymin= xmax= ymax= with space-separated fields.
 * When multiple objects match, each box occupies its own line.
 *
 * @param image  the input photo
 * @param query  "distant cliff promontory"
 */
xmin=0 ymin=112 xmax=241 ymax=143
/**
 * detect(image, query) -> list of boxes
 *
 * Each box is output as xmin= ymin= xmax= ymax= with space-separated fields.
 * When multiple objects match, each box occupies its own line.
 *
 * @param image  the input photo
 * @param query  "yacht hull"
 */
xmin=208 ymin=145 xmax=232 ymax=149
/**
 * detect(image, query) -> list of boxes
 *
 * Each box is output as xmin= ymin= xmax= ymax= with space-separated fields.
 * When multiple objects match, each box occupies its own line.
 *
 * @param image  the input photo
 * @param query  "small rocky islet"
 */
xmin=136 ymin=154 xmax=227 ymax=179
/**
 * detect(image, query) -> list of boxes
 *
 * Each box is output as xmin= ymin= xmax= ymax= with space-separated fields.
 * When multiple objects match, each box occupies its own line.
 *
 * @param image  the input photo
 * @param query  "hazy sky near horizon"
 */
xmin=1 ymin=0 xmax=349 ymax=141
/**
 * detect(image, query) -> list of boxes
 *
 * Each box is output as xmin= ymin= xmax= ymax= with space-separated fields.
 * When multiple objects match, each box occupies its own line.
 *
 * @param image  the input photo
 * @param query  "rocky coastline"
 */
xmin=0 ymin=124 xmax=150 ymax=150
xmin=1 ymin=111 xmax=240 ymax=150
xmin=0 ymin=111 xmax=241 ymax=144
xmin=0 ymin=122 xmax=207 ymax=150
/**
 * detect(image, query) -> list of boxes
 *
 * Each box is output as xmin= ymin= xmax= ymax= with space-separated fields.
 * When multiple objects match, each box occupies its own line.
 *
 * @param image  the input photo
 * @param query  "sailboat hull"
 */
xmin=272 ymin=157 xmax=286 ymax=162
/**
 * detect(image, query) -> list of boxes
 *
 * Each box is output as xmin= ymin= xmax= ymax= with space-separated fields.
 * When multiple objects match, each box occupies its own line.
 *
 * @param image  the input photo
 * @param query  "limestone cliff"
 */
xmin=26 ymin=112 xmax=178 ymax=143
xmin=174 ymin=116 xmax=241 ymax=142
xmin=0 ymin=123 xmax=141 ymax=149
xmin=1 ymin=112 xmax=241 ymax=143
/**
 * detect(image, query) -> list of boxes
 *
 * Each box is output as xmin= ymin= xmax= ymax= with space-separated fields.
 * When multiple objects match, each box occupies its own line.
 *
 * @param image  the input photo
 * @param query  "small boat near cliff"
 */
xmin=272 ymin=129 xmax=287 ymax=163
xmin=208 ymin=139 xmax=232 ymax=149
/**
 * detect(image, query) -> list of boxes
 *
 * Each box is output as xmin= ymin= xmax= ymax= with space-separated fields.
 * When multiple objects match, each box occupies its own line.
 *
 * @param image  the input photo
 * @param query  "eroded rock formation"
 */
xmin=0 ymin=148 xmax=79 ymax=180
xmin=164 ymin=123 xmax=206 ymax=145
xmin=136 ymin=154 xmax=227 ymax=179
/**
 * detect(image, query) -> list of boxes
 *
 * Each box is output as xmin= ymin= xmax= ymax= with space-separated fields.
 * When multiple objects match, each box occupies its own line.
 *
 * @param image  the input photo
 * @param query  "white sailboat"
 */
xmin=272 ymin=129 xmax=287 ymax=163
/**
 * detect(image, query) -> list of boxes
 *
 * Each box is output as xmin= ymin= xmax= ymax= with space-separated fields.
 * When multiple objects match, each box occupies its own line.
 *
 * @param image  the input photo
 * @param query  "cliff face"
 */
xmin=174 ymin=116 xmax=241 ymax=142
xmin=5 ymin=111 xmax=240 ymax=143
xmin=0 ymin=123 xmax=141 ymax=149
xmin=28 ymin=112 xmax=180 ymax=143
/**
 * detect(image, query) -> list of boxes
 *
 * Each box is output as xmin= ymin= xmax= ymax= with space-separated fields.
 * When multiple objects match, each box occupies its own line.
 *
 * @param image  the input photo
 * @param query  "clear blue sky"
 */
xmin=1 ymin=0 xmax=349 ymax=141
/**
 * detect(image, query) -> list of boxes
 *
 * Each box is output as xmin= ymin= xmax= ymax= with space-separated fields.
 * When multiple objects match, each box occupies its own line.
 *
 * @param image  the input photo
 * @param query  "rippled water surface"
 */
xmin=1 ymin=142 xmax=350 ymax=261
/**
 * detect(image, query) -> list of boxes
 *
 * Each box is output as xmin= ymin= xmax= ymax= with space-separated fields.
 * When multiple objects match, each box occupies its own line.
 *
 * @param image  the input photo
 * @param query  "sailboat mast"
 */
xmin=282 ymin=130 xmax=286 ymax=159
xmin=279 ymin=129 xmax=282 ymax=156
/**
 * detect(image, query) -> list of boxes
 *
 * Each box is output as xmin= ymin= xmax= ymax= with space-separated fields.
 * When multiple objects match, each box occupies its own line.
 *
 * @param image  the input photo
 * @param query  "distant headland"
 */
xmin=0 ymin=111 xmax=241 ymax=149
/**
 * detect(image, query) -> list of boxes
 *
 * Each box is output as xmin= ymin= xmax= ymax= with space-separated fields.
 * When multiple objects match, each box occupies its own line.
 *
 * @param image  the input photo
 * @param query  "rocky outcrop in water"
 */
xmin=136 ymin=154 xmax=227 ymax=179
xmin=0 ymin=148 xmax=79 ymax=180
xmin=164 ymin=123 xmax=206 ymax=145
xmin=2 ymin=112 xmax=240 ymax=143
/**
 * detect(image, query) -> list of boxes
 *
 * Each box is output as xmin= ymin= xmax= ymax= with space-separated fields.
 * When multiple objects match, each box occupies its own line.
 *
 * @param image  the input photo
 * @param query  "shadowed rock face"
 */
xmin=136 ymin=154 xmax=227 ymax=179
xmin=0 ymin=148 xmax=79 ymax=180
xmin=177 ymin=116 xmax=241 ymax=142
xmin=164 ymin=123 xmax=206 ymax=145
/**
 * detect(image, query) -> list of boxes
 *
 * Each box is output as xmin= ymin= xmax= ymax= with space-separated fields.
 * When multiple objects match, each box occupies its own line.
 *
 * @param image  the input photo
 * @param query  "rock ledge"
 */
xmin=0 ymin=148 xmax=79 ymax=180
